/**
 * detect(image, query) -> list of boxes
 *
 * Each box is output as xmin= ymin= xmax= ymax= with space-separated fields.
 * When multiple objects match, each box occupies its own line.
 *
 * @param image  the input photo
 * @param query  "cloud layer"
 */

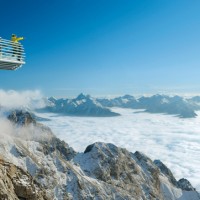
xmin=37 ymin=108 xmax=200 ymax=192
xmin=0 ymin=89 xmax=198 ymax=192
xmin=0 ymin=89 xmax=45 ymax=109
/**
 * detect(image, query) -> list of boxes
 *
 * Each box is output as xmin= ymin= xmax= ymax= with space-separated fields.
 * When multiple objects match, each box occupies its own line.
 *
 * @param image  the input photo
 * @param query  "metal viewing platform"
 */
xmin=0 ymin=37 xmax=25 ymax=70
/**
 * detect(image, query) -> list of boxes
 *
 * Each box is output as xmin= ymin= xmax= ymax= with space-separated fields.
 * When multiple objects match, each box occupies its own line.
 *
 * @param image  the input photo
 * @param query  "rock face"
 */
xmin=40 ymin=136 xmax=76 ymax=161
xmin=178 ymin=178 xmax=196 ymax=191
xmin=8 ymin=110 xmax=36 ymax=126
xmin=75 ymin=143 xmax=162 ymax=199
xmin=154 ymin=159 xmax=178 ymax=187
xmin=0 ymin=158 xmax=49 ymax=200
xmin=0 ymin=110 xmax=199 ymax=199
xmin=41 ymin=93 xmax=120 ymax=117
xmin=74 ymin=143 xmax=200 ymax=200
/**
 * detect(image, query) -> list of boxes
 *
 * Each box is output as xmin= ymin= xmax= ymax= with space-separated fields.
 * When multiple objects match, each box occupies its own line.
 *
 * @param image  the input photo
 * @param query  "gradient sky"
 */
xmin=0 ymin=0 xmax=200 ymax=97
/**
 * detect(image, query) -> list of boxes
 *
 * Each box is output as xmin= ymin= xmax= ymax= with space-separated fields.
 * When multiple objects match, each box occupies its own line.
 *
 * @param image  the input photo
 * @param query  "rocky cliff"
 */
xmin=0 ymin=110 xmax=199 ymax=199
xmin=0 ymin=157 xmax=49 ymax=200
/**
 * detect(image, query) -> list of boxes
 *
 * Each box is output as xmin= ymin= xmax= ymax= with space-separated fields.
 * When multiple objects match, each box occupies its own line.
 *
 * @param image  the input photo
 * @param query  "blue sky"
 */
xmin=0 ymin=0 xmax=200 ymax=97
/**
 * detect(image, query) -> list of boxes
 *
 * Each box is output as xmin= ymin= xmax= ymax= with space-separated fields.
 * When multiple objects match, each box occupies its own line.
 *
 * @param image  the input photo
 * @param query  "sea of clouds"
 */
xmin=36 ymin=108 xmax=200 ymax=192
xmin=0 ymin=89 xmax=199 ymax=192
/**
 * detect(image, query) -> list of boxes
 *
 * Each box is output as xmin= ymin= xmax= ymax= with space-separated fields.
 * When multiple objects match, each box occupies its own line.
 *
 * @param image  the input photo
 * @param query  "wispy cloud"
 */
xmin=0 ymin=89 xmax=45 ymax=109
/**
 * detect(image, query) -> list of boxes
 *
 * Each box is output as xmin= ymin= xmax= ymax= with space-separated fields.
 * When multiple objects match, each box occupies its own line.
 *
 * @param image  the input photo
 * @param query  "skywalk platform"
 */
xmin=0 ymin=37 xmax=25 ymax=70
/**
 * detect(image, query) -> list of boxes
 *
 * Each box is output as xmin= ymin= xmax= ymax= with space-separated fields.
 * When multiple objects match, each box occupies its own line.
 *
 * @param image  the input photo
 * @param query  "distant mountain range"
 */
xmin=97 ymin=94 xmax=198 ymax=118
xmin=39 ymin=93 xmax=120 ymax=117
xmin=39 ymin=93 xmax=200 ymax=118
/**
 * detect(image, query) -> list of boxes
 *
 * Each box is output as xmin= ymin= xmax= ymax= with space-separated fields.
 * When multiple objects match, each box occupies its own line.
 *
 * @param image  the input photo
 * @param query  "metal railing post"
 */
xmin=0 ymin=37 xmax=25 ymax=70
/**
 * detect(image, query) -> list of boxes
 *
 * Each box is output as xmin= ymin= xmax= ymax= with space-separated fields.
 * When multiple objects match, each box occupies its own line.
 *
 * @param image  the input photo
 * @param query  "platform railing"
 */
xmin=0 ymin=37 xmax=25 ymax=64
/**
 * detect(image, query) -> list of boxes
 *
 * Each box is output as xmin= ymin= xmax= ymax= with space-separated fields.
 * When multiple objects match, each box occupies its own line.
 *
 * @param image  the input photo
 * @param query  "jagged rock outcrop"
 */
xmin=41 ymin=136 xmax=76 ymax=161
xmin=154 ymin=159 xmax=178 ymax=187
xmin=0 ymin=158 xmax=49 ymax=200
xmin=8 ymin=110 xmax=36 ymax=126
xmin=75 ymin=143 xmax=161 ymax=199
xmin=74 ymin=143 xmax=200 ymax=200
xmin=0 ymin=110 xmax=199 ymax=199
xmin=178 ymin=178 xmax=196 ymax=191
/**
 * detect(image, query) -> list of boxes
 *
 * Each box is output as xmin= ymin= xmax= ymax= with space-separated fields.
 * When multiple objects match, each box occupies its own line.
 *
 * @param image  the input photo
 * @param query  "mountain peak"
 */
xmin=48 ymin=96 xmax=57 ymax=103
xmin=178 ymin=178 xmax=196 ymax=191
xmin=76 ymin=93 xmax=90 ymax=100
xmin=8 ymin=110 xmax=36 ymax=126
xmin=122 ymin=94 xmax=135 ymax=99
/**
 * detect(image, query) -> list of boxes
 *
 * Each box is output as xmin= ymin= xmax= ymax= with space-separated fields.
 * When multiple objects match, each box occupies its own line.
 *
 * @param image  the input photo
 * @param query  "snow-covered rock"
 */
xmin=0 ymin=110 xmax=199 ymax=199
xmin=178 ymin=178 xmax=196 ymax=191
xmin=8 ymin=110 xmax=36 ymax=126
xmin=0 ymin=158 xmax=49 ymax=200
xmin=154 ymin=159 xmax=178 ymax=187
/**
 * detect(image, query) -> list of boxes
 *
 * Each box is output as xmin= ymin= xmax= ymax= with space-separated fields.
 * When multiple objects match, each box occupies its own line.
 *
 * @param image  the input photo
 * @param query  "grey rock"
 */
xmin=154 ymin=159 xmax=178 ymax=187
xmin=8 ymin=110 xmax=36 ymax=126
xmin=0 ymin=158 xmax=49 ymax=200
xmin=178 ymin=178 xmax=196 ymax=191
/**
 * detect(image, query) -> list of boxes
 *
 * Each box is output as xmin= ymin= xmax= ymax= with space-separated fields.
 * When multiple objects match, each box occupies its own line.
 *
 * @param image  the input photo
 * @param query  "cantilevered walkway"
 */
xmin=0 ymin=37 xmax=25 ymax=70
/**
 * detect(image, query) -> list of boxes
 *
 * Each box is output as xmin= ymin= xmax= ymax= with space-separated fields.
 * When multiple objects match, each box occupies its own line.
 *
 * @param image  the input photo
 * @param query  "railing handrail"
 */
xmin=0 ymin=37 xmax=25 ymax=63
xmin=0 ymin=40 xmax=24 ymax=48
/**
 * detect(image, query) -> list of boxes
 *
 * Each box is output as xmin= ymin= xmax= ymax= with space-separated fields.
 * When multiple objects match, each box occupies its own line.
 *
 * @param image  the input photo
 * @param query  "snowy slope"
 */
xmin=0 ymin=110 xmax=199 ymax=200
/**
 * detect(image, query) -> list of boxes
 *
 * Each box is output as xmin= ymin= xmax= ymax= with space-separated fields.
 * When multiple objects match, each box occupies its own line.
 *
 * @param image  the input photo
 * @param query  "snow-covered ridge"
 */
xmin=37 ymin=93 xmax=200 ymax=118
xmin=0 ymin=110 xmax=199 ymax=199
xmin=41 ymin=93 xmax=120 ymax=117
xmin=1 ymin=92 xmax=199 ymax=118
xmin=97 ymin=94 xmax=199 ymax=118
